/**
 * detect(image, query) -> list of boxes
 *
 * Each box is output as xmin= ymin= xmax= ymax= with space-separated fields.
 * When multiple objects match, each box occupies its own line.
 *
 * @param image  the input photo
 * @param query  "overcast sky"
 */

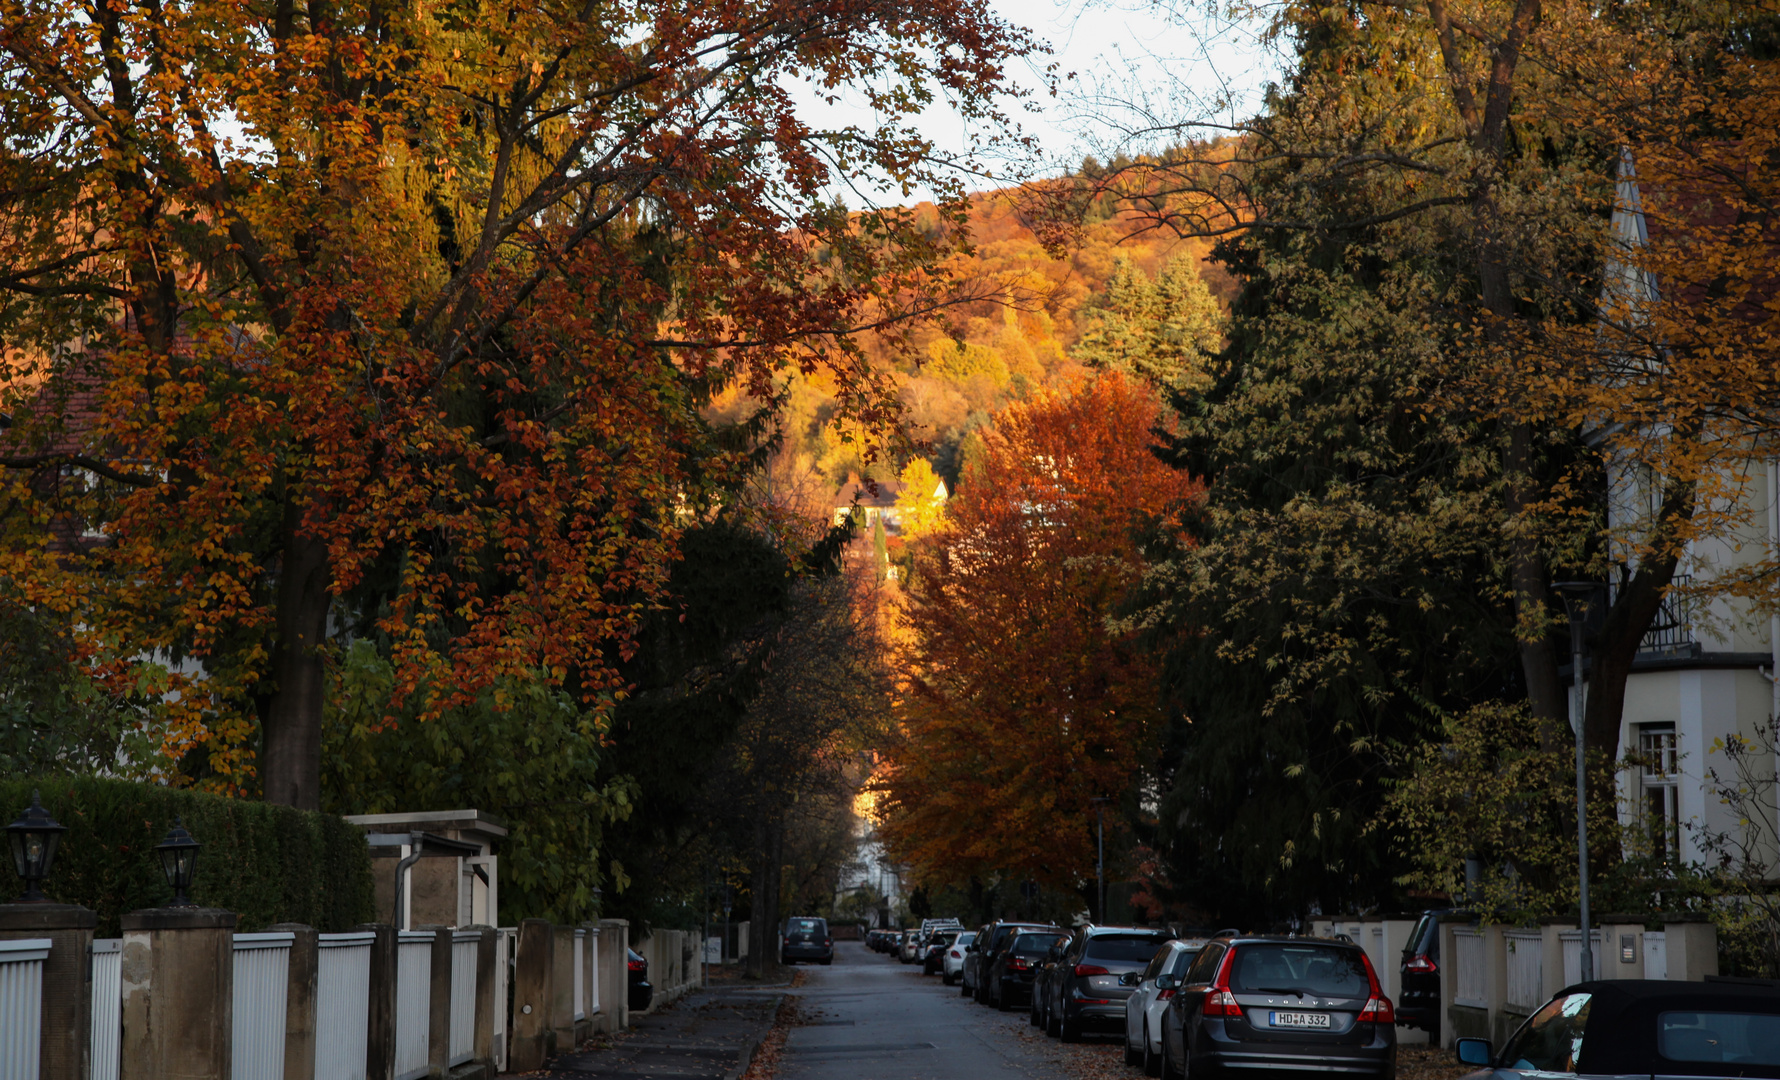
xmin=794 ymin=0 xmax=1282 ymax=204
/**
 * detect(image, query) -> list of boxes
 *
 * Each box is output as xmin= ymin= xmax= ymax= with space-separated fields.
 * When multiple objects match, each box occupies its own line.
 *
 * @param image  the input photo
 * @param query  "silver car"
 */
xmin=944 ymin=931 xmax=977 ymax=986
xmin=1455 ymin=979 xmax=1780 ymax=1079
xmin=1122 ymin=939 xmax=1207 ymax=1075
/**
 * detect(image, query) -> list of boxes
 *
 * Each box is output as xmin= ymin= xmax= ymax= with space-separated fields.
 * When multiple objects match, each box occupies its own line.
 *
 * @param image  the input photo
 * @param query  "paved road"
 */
xmin=778 ymin=942 xmax=1078 ymax=1080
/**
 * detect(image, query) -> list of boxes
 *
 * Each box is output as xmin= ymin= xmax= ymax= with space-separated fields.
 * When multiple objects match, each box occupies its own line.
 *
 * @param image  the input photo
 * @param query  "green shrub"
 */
xmin=0 ymin=777 xmax=373 ymax=936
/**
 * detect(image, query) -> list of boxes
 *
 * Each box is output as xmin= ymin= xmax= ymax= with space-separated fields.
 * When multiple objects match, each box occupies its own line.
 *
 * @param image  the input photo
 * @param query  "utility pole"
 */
xmin=1089 ymin=796 xmax=1111 ymax=922
xmin=1554 ymin=582 xmax=1603 ymax=980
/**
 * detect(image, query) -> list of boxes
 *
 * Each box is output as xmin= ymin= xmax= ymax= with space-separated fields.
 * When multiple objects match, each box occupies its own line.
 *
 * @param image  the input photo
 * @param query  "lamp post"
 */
xmin=154 ymin=817 xmax=201 ymax=907
xmin=5 ymin=790 xmax=67 ymax=902
xmin=1089 ymin=797 xmax=1111 ymax=922
xmin=1553 ymin=581 xmax=1604 ymax=979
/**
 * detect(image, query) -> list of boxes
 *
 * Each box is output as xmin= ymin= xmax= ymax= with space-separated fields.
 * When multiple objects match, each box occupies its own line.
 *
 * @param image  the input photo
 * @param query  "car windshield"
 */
xmin=1011 ymin=933 xmax=1059 ymax=954
xmin=789 ymin=919 xmax=820 ymax=932
xmin=1660 ymin=1011 xmax=1780 ymax=1065
xmin=1502 ymin=992 xmax=1591 ymax=1071
xmin=1085 ymin=935 xmax=1174 ymax=963
xmin=1226 ymin=944 xmax=1372 ymax=998
xmin=934 ymin=933 xmax=958 ymax=946
xmin=1168 ymin=947 xmax=1203 ymax=976
xmin=957 ymin=933 xmax=976 ymax=945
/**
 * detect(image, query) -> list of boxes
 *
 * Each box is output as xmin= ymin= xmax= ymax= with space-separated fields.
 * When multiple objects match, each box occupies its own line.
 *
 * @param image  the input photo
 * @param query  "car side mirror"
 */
xmin=1154 ymin=974 xmax=1179 ymax=991
xmin=1118 ymin=972 xmax=1141 ymax=987
xmin=966 ymin=944 xmax=977 ymax=952
xmin=1454 ymin=1038 xmax=1493 ymax=1067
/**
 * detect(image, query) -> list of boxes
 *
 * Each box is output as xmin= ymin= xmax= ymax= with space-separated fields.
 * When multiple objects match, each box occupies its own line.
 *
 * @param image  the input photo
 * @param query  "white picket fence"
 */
xmin=91 ymin=939 xmax=121 ymax=1080
xmin=449 ymin=931 xmax=478 ymax=1066
xmin=1451 ymin=927 xmax=1487 ymax=1008
xmin=1503 ymin=930 xmax=1543 ymax=1013
xmin=394 ymin=930 xmax=434 ymax=1080
xmin=494 ymin=927 xmax=515 ymax=1073
xmin=317 ymin=931 xmax=375 ymax=1080
xmin=10 ymin=920 xmax=611 ymax=1078
xmin=233 ymin=932 xmax=294 ymax=1080
xmin=0 ymin=939 xmax=48 ymax=1080
xmin=1560 ymin=928 xmax=1604 ymax=984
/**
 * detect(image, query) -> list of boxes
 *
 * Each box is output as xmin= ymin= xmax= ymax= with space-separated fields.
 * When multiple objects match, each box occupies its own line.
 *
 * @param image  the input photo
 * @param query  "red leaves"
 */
xmin=874 ymin=373 xmax=1201 ymax=889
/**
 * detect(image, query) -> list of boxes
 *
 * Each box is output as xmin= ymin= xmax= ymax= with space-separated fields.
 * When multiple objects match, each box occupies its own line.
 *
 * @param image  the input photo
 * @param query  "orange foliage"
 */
xmin=871 ymin=372 xmax=1201 ymax=892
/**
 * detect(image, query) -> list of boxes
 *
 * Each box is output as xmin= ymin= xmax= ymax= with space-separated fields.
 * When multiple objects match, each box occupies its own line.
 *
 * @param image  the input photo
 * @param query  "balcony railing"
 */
xmin=1638 ymin=573 xmax=1695 ymax=655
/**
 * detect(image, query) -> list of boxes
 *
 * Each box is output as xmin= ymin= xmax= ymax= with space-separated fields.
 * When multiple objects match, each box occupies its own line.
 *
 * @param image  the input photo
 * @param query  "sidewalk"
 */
xmin=535 ymin=983 xmax=790 ymax=1080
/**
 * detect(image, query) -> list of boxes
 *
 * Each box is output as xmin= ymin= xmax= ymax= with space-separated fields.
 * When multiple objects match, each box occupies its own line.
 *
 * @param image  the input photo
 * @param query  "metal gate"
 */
xmin=0 ymin=939 xmax=48 ymax=1080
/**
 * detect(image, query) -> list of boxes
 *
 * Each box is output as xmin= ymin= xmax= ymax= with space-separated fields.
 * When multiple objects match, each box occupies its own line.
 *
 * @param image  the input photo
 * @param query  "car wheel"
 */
xmin=1157 ymin=1032 xmax=1180 ymax=1080
xmin=997 ymin=982 xmax=1012 ymax=1011
xmin=821 ymin=957 xmax=832 ymax=966
xmin=1046 ymin=1007 xmax=1061 ymax=1038
xmin=960 ymin=978 xmax=973 ymax=998
xmin=1060 ymin=1010 xmax=1081 ymax=1043
xmin=1142 ymin=1025 xmax=1162 ymax=1077
xmin=1124 ymin=1024 xmax=1143 ymax=1066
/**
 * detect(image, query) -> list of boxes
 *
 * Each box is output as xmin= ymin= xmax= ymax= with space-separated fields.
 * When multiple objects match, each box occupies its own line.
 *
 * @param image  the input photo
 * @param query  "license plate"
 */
xmin=1270 ymin=1011 xmax=1332 ymax=1029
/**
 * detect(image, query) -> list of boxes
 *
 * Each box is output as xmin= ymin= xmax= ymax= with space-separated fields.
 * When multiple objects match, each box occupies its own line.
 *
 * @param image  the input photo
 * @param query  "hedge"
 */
xmin=0 ymin=777 xmax=374 ymax=936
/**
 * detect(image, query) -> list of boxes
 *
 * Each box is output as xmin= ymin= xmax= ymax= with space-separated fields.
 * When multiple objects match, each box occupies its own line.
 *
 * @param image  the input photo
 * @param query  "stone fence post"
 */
xmin=510 ymin=918 xmax=556 ymax=1070
xmin=0 ymin=902 xmax=96 ymax=1080
xmin=268 ymin=923 xmax=318 ymax=1080
xmin=1666 ymin=917 xmax=1718 ymax=981
xmin=597 ymin=918 xmax=629 ymax=1032
xmin=119 ymin=906 xmax=236 ymax=1080
xmin=359 ymin=923 xmax=397 ymax=1080
xmin=425 ymin=925 xmax=453 ymax=1077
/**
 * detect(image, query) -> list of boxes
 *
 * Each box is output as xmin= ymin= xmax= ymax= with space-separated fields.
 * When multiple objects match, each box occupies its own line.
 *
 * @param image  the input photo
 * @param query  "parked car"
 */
xmin=1158 ymin=934 xmax=1395 ymax=1080
xmin=1454 ymin=979 xmax=1780 ymax=1078
xmin=1031 ymin=935 xmax=1071 ymax=1030
xmin=924 ymin=931 xmax=959 ymax=975
xmin=1043 ymin=926 xmax=1173 ymax=1040
xmin=968 ymin=920 xmax=1056 ymax=1003
xmin=628 ymin=947 xmax=653 ymax=1012
xmin=943 ymin=931 xmax=977 ymax=986
xmin=780 ymin=916 xmax=833 ymax=965
xmin=900 ymin=928 xmax=921 ymax=963
xmin=1122 ymin=938 xmax=1209 ymax=1073
xmin=988 ymin=929 xmax=1068 ymax=1010
xmin=1398 ymin=909 xmax=1447 ymax=1039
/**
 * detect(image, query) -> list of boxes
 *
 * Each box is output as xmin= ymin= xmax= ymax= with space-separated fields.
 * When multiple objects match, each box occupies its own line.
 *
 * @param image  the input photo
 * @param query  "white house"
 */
xmin=1600 ymin=153 xmax=1780 ymax=873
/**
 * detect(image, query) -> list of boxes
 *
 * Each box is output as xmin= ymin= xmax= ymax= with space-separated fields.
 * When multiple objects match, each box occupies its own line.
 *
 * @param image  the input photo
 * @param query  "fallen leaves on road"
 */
xmin=1398 ymin=1046 xmax=1472 ymax=1080
xmin=738 ymin=993 xmax=801 ymax=1080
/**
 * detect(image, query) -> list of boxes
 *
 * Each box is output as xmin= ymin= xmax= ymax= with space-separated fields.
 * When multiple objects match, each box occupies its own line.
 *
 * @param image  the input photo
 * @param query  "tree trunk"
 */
xmin=746 ymin=817 xmax=784 ymax=978
xmin=261 ymin=505 xmax=332 ymax=808
xmin=1503 ymin=425 xmax=1570 ymax=745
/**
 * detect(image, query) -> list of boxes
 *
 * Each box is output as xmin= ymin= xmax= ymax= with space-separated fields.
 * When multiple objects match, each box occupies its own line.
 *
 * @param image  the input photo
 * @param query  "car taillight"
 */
xmin=825 ymin=938 xmax=832 ymax=946
xmin=1074 ymin=964 xmax=1109 ymax=977
xmin=1010 ymin=957 xmax=1030 ymax=970
xmin=1203 ymin=946 xmax=1241 ymax=1017
xmin=1157 ymin=989 xmax=1175 ymax=1001
xmin=951 ymin=950 xmax=961 ymax=958
xmin=1357 ymin=996 xmax=1395 ymax=1023
xmin=1404 ymin=954 xmax=1437 ymax=974
xmin=1356 ymin=952 xmax=1392 ymax=1024
xmin=628 ymin=959 xmax=644 ymax=972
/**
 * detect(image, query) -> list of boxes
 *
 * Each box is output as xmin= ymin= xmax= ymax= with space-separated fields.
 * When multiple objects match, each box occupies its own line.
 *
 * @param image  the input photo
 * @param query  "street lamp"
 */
xmin=5 ymin=791 xmax=67 ymax=903
xmin=1089 ymin=797 xmax=1111 ymax=922
xmin=1553 ymin=581 xmax=1605 ymax=980
xmin=154 ymin=817 xmax=201 ymax=907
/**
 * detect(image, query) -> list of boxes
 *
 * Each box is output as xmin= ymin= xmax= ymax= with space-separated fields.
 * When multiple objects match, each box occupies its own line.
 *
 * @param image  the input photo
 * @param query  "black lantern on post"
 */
xmin=5 ymin=790 xmax=67 ymax=903
xmin=154 ymin=817 xmax=201 ymax=907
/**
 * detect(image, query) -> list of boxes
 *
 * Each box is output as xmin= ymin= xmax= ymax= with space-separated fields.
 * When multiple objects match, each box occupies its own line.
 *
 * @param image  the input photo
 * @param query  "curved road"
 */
xmin=778 ymin=942 xmax=1080 ymax=1080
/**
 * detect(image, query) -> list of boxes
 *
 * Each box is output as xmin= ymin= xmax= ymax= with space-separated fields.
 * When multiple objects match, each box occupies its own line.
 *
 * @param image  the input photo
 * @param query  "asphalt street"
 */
xmin=778 ymin=943 xmax=1071 ymax=1080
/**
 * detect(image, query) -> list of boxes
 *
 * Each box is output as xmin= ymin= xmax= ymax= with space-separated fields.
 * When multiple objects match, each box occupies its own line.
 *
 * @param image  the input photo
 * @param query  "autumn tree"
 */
xmin=873 ymin=373 xmax=1197 ymax=911
xmin=0 ymin=0 xmax=1032 ymax=804
xmin=1073 ymin=254 xmax=1222 ymax=390
xmin=1079 ymin=0 xmax=1780 ymax=777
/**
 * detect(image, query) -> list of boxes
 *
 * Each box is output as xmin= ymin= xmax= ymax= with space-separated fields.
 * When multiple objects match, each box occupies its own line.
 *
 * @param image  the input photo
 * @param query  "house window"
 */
xmin=1639 ymin=723 xmax=1680 ymax=864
